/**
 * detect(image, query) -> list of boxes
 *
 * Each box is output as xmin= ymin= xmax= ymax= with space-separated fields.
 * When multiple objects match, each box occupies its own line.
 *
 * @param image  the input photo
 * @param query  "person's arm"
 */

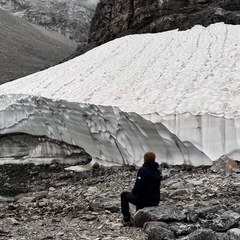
xmin=159 ymin=169 xmax=163 ymax=181
xmin=132 ymin=168 xmax=147 ymax=196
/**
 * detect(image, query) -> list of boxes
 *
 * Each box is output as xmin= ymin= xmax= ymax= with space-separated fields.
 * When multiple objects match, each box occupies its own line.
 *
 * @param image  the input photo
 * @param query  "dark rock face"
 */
xmin=88 ymin=0 xmax=240 ymax=46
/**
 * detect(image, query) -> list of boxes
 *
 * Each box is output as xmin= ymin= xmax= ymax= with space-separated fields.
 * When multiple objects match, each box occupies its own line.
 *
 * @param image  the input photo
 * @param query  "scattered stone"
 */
xmin=89 ymin=196 xmax=120 ymax=213
xmin=0 ymin=195 xmax=14 ymax=202
xmin=41 ymin=236 xmax=54 ymax=240
xmin=0 ymin=229 xmax=9 ymax=236
xmin=3 ymin=217 xmax=20 ymax=225
xmin=168 ymin=189 xmax=189 ymax=199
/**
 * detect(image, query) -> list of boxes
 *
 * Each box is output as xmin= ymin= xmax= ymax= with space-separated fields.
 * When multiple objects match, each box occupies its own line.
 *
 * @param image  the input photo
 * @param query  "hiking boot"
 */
xmin=122 ymin=217 xmax=134 ymax=227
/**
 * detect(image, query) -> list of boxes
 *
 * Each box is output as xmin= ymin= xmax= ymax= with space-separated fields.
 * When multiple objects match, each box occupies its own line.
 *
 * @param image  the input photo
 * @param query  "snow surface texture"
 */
xmin=0 ymin=23 xmax=239 ymax=166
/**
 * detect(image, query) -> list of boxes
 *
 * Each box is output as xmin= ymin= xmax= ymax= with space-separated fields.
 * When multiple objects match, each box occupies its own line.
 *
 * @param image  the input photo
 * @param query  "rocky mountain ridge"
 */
xmin=0 ymin=0 xmax=97 ymax=43
xmin=87 ymin=0 xmax=240 ymax=48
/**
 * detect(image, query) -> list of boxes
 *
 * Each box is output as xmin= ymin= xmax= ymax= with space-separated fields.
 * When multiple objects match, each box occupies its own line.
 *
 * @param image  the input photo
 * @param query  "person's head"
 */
xmin=144 ymin=151 xmax=156 ymax=163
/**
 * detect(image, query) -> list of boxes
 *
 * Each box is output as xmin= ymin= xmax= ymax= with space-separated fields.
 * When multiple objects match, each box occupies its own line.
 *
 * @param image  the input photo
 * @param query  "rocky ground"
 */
xmin=0 ymin=156 xmax=240 ymax=240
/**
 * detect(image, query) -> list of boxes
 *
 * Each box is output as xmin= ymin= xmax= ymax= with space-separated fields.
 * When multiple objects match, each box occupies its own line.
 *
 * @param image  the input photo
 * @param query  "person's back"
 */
xmin=132 ymin=160 xmax=162 ymax=208
xmin=121 ymin=151 xmax=162 ymax=225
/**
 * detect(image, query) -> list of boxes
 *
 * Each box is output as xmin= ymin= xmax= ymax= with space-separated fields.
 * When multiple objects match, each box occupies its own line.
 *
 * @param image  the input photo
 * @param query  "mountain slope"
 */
xmin=0 ymin=9 xmax=77 ymax=84
xmin=0 ymin=0 xmax=97 ymax=43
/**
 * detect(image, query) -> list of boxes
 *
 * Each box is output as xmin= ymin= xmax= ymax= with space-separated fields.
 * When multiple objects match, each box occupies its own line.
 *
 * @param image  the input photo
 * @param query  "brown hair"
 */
xmin=144 ymin=151 xmax=156 ymax=163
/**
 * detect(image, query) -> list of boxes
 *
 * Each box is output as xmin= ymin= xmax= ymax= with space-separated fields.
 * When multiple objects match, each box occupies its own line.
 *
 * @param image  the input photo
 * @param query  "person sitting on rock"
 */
xmin=121 ymin=151 xmax=162 ymax=225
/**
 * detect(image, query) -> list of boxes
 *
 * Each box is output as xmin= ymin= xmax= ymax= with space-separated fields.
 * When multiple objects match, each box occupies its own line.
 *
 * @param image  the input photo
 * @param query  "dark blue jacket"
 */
xmin=132 ymin=161 xmax=162 ymax=205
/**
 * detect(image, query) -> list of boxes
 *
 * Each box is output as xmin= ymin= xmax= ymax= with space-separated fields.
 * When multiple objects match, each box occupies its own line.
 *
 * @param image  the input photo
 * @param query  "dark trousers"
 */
xmin=121 ymin=191 xmax=144 ymax=222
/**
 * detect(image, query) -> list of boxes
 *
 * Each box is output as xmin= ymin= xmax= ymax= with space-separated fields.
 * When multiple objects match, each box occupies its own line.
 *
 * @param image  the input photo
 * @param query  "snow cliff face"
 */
xmin=0 ymin=95 xmax=210 ymax=166
xmin=0 ymin=23 xmax=239 ymax=166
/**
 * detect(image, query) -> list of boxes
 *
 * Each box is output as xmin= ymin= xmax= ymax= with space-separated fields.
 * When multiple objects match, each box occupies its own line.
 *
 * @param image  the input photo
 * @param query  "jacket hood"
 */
xmin=143 ymin=161 xmax=159 ymax=170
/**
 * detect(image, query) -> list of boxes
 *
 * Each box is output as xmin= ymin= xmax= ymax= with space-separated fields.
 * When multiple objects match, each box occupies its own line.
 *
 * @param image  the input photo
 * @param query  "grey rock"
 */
xmin=0 ymin=229 xmax=9 ymax=236
xmin=170 ymin=223 xmax=198 ymax=236
xmin=216 ymin=232 xmax=227 ymax=240
xmin=187 ymin=204 xmax=228 ymax=223
xmin=89 ymin=196 xmax=120 ymax=213
xmin=186 ymin=180 xmax=203 ymax=187
xmin=148 ymin=225 xmax=175 ymax=240
xmin=134 ymin=205 xmax=186 ymax=227
xmin=41 ymin=236 xmax=54 ymax=240
xmin=0 ymin=195 xmax=15 ymax=202
xmin=169 ymin=189 xmax=189 ymax=199
xmin=168 ymin=181 xmax=186 ymax=190
xmin=229 ymin=203 xmax=240 ymax=215
xmin=3 ymin=217 xmax=19 ymax=225
xmin=16 ymin=196 xmax=35 ymax=205
xmin=211 ymin=156 xmax=240 ymax=174
xmin=210 ymin=210 xmax=240 ymax=232
xmin=160 ymin=190 xmax=169 ymax=200
xmin=225 ymin=228 xmax=240 ymax=240
xmin=179 ymin=228 xmax=218 ymax=240
xmin=143 ymin=221 xmax=170 ymax=234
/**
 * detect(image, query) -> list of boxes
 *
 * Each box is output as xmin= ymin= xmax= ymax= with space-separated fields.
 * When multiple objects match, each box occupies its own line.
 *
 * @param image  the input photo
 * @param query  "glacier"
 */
xmin=0 ymin=23 xmax=240 ymax=166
